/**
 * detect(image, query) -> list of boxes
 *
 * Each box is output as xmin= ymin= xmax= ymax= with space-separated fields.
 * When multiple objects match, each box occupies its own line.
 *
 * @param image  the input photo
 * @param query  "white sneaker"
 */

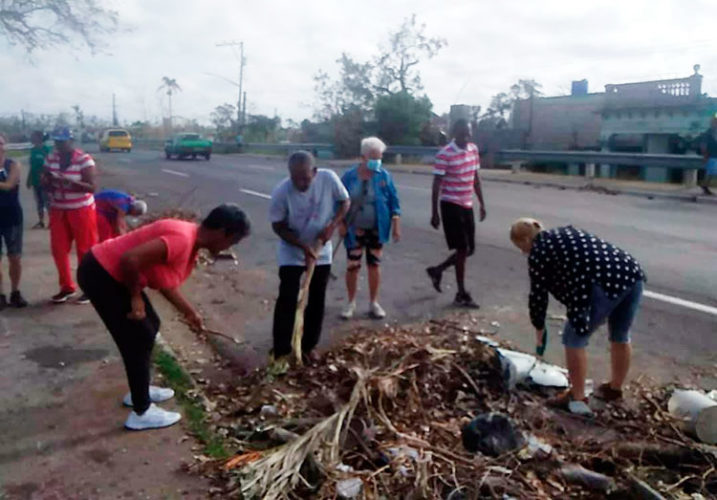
xmin=122 ymin=386 xmax=175 ymax=407
xmin=369 ymin=302 xmax=386 ymax=319
xmin=341 ymin=301 xmax=356 ymax=320
xmin=125 ymin=403 xmax=181 ymax=431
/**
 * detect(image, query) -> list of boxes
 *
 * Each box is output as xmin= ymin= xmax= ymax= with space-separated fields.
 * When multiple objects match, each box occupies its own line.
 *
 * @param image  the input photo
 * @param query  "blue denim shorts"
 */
xmin=0 ymin=225 xmax=23 ymax=256
xmin=562 ymin=280 xmax=644 ymax=349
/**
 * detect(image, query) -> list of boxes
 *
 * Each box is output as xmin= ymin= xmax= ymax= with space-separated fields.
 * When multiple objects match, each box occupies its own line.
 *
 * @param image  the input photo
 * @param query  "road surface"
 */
xmin=92 ymin=148 xmax=716 ymax=384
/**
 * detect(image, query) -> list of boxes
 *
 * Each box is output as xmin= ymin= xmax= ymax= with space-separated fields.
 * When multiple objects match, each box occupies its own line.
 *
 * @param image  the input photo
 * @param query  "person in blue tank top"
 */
xmin=0 ymin=133 xmax=28 ymax=308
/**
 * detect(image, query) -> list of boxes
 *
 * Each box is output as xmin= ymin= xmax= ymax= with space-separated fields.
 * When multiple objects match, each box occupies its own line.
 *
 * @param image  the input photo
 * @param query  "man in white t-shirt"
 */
xmin=269 ymin=151 xmax=350 ymax=360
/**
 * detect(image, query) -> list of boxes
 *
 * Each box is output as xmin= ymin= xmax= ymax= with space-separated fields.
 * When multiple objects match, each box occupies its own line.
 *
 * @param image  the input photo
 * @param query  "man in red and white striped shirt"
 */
xmin=42 ymin=128 xmax=98 ymax=304
xmin=426 ymin=120 xmax=487 ymax=308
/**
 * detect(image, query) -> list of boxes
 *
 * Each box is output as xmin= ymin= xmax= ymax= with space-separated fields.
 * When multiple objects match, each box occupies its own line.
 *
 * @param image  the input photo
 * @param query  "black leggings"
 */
xmin=77 ymin=252 xmax=160 ymax=414
xmin=272 ymin=265 xmax=331 ymax=358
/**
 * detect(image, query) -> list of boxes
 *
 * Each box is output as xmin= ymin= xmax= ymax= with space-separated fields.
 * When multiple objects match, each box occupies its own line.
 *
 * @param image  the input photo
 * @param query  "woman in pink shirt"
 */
xmin=78 ymin=204 xmax=250 ymax=431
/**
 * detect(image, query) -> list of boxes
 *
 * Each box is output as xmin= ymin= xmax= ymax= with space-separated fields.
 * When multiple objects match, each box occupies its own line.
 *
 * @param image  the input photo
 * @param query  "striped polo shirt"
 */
xmin=432 ymin=140 xmax=480 ymax=208
xmin=44 ymin=149 xmax=96 ymax=210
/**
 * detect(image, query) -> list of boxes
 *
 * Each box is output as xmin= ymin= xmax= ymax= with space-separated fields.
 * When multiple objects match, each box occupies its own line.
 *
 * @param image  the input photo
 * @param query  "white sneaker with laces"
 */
xmin=369 ymin=302 xmax=386 ymax=319
xmin=125 ymin=403 xmax=181 ymax=430
xmin=341 ymin=301 xmax=356 ymax=319
xmin=123 ymin=386 xmax=175 ymax=407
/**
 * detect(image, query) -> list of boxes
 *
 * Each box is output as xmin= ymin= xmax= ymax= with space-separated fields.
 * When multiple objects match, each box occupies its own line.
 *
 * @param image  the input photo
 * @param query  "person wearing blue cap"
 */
xmin=42 ymin=127 xmax=99 ymax=304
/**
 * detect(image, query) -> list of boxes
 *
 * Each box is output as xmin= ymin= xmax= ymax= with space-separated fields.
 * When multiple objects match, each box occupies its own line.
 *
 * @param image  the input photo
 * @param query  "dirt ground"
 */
xmin=0 ymin=190 xmax=211 ymax=499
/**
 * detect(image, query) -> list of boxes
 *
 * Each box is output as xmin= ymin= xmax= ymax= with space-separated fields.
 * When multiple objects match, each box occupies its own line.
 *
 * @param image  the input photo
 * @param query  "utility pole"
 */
xmin=242 ymin=91 xmax=247 ymax=127
xmin=112 ymin=93 xmax=118 ymax=126
xmin=216 ymin=40 xmax=245 ymax=133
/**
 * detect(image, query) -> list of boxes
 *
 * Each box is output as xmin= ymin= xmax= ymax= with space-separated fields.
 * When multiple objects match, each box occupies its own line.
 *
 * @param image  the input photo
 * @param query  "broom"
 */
xmin=290 ymin=242 xmax=324 ymax=365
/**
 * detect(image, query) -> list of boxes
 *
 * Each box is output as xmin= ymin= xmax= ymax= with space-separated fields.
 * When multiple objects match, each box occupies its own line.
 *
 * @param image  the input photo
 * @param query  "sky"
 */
xmin=2 ymin=0 xmax=716 ymax=127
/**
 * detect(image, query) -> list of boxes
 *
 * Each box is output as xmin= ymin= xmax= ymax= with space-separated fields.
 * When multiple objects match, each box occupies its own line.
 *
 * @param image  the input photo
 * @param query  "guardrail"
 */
xmin=495 ymin=150 xmax=703 ymax=169
xmin=385 ymin=146 xmax=705 ymax=186
xmin=494 ymin=150 xmax=705 ymax=187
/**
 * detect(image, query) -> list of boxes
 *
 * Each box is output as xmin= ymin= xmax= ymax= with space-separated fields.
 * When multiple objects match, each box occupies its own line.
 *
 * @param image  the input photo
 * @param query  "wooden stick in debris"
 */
xmin=290 ymin=242 xmax=322 ymax=365
xmin=180 ymin=319 xmax=244 ymax=345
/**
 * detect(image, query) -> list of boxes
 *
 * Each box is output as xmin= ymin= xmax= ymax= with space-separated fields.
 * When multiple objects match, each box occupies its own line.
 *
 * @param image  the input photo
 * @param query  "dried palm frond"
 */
xmin=239 ymin=368 xmax=371 ymax=500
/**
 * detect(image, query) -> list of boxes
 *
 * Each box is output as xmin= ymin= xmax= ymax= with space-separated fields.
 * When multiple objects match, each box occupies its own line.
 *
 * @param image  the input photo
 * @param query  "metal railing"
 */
xmin=494 ymin=150 xmax=703 ymax=169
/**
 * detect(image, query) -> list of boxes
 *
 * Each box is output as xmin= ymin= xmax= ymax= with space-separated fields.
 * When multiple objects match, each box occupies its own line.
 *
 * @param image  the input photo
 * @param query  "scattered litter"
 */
xmin=519 ymin=434 xmax=553 ymax=459
xmin=462 ymin=413 xmax=524 ymax=457
xmin=474 ymin=335 xmax=499 ymax=347
xmin=528 ymin=362 xmax=569 ymax=388
xmin=191 ymin=320 xmax=716 ymax=499
xmin=336 ymin=478 xmax=363 ymax=499
xmin=260 ymin=405 xmax=279 ymax=418
xmin=668 ymin=389 xmax=717 ymax=444
xmin=560 ymin=464 xmax=616 ymax=493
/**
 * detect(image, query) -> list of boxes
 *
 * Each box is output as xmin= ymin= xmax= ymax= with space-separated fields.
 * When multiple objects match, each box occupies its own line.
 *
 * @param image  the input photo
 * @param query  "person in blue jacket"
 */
xmin=339 ymin=137 xmax=401 ymax=319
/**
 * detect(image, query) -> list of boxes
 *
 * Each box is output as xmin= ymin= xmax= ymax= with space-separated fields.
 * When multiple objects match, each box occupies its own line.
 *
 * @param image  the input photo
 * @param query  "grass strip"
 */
xmin=153 ymin=346 xmax=230 ymax=459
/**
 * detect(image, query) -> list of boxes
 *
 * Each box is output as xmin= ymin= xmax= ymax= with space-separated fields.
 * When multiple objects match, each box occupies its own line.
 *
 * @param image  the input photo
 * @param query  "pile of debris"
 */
xmin=193 ymin=320 xmax=716 ymax=499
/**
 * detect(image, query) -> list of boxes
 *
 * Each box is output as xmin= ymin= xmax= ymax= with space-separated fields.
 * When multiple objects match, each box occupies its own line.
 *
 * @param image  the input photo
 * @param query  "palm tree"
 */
xmin=158 ymin=76 xmax=181 ymax=130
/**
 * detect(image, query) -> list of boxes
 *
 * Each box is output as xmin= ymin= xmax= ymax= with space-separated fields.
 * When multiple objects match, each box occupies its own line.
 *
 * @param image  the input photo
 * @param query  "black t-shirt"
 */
xmin=528 ymin=226 xmax=645 ymax=335
xmin=0 ymin=159 xmax=23 ymax=227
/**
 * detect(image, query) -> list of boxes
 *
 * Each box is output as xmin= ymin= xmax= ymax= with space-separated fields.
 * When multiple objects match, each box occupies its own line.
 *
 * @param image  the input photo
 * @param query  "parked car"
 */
xmin=164 ymin=133 xmax=212 ymax=160
xmin=99 ymin=128 xmax=132 ymax=152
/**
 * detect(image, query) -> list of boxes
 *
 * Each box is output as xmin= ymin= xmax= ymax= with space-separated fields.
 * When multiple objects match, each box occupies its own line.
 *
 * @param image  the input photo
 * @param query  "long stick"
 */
xmin=291 ymin=243 xmax=322 ymax=365
xmin=329 ymin=238 xmax=343 ymax=280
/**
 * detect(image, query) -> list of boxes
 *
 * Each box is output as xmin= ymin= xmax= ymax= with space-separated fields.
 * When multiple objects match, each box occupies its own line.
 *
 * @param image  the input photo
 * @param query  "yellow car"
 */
xmin=100 ymin=129 xmax=132 ymax=152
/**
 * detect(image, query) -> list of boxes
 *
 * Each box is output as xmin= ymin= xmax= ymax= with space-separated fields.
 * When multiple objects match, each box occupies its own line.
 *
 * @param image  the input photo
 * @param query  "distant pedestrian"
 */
xmin=426 ymin=119 xmax=487 ymax=308
xmin=78 ymin=204 xmax=250 ymax=430
xmin=27 ymin=130 xmax=52 ymax=229
xmin=0 ymin=133 xmax=28 ymax=308
xmin=269 ymin=151 xmax=350 ymax=361
xmin=95 ymin=189 xmax=148 ymax=242
xmin=339 ymin=137 xmax=401 ymax=320
xmin=510 ymin=219 xmax=646 ymax=415
xmin=699 ymin=113 xmax=717 ymax=196
xmin=42 ymin=127 xmax=98 ymax=304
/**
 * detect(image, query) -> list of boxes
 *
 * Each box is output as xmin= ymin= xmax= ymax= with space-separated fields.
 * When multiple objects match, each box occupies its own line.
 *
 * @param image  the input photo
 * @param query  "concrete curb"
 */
xmin=347 ymin=163 xmax=717 ymax=207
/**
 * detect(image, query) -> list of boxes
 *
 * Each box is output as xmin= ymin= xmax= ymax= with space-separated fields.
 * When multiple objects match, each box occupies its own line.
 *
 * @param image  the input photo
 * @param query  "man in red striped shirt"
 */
xmin=426 ymin=120 xmax=487 ymax=307
xmin=42 ymin=127 xmax=99 ymax=304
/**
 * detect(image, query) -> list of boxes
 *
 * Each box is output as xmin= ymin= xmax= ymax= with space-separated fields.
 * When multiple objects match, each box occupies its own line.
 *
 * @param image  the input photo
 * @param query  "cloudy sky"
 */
xmin=2 ymin=0 xmax=716 ymax=126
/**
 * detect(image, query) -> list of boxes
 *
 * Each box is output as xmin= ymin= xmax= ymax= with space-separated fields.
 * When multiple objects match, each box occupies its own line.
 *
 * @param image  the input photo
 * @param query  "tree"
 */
xmin=314 ymin=14 xmax=445 ymax=117
xmin=509 ymin=79 xmax=543 ymax=101
xmin=375 ymin=91 xmax=432 ymax=145
xmin=480 ymin=79 xmax=543 ymax=130
xmin=245 ymin=114 xmax=281 ymax=142
xmin=0 ymin=0 xmax=119 ymax=53
xmin=373 ymin=14 xmax=446 ymax=95
xmin=211 ymin=103 xmax=236 ymax=140
xmin=158 ymin=77 xmax=181 ymax=130
xmin=71 ymin=104 xmax=84 ymax=130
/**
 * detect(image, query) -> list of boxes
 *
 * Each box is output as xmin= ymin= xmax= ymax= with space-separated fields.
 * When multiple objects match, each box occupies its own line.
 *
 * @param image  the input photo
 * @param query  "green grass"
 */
xmin=153 ymin=346 xmax=230 ymax=459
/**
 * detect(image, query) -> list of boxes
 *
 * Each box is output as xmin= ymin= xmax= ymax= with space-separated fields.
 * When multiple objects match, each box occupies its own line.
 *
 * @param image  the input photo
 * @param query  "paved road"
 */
xmin=93 ymin=148 xmax=716 ymax=382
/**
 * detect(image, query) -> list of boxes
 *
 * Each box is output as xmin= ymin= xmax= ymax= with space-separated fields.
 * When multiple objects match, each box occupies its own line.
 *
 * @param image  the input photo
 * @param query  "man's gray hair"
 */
xmin=360 ymin=136 xmax=387 ymax=156
xmin=131 ymin=200 xmax=148 ymax=215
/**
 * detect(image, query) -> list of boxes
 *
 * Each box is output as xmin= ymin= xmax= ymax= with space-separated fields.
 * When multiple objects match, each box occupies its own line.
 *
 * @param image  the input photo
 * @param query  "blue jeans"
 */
xmin=562 ymin=280 xmax=644 ymax=349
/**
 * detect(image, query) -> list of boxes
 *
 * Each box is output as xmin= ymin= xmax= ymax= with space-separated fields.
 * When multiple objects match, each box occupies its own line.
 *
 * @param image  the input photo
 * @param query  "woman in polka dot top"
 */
xmin=511 ymin=218 xmax=646 ymax=414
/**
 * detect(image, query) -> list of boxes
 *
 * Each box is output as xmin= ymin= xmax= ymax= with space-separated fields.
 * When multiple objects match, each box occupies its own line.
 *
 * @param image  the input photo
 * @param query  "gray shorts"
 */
xmin=0 ymin=225 xmax=23 ymax=256
xmin=562 ymin=280 xmax=643 ymax=349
